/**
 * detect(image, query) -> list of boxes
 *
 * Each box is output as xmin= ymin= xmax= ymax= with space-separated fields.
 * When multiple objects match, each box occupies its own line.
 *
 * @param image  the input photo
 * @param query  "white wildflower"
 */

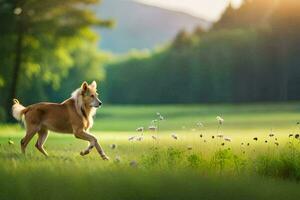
xmin=171 ymin=133 xmax=178 ymax=140
xmin=14 ymin=7 xmax=22 ymax=15
xmin=128 ymin=136 xmax=136 ymax=141
xmin=216 ymin=116 xmax=224 ymax=125
xmin=196 ymin=122 xmax=204 ymax=127
xmin=269 ymin=129 xmax=274 ymax=137
xmin=115 ymin=156 xmax=121 ymax=163
xmin=110 ymin=144 xmax=117 ymax=149
xmin=159 ymin=115 xmax=164 ymax=120
xmin=136 ymin=127 xmax=144 ymax=132
xmin=130 ymin=160 xmax=138 ymax=168
xmin=148 ymin=125 xmax=157 ymax=131
xmin=152 ymin=119 xmax=158 ymax=124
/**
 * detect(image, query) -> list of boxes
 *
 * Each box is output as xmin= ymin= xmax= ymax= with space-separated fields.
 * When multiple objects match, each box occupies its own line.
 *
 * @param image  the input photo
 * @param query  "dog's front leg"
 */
xmin=80 ymin=143 xmax=94 ymax=156
xmin=74 ymin=130 xmax=109 ymax=160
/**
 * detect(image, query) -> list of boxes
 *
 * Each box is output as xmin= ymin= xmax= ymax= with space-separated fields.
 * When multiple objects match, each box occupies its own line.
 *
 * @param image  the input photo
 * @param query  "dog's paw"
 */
xmin=101 ymin=154 xmax=110 ymax=160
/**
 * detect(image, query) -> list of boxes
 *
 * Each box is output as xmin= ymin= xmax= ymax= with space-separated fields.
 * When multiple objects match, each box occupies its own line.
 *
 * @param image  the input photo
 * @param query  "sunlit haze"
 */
xmin=135 ymin=0 xmax=244 ymax=21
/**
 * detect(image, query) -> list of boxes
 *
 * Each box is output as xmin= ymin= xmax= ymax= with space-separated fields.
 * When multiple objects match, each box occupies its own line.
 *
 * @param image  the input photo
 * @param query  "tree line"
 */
xmin=104 ymin=0 xmax=300 ymax=104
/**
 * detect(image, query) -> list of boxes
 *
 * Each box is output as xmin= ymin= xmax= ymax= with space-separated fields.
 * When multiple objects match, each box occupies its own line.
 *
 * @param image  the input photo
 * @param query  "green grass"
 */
xmin=93 ymin=102 xmax=300 ymax=131
xmin=0 ymin=103 xmax=300 ymax=200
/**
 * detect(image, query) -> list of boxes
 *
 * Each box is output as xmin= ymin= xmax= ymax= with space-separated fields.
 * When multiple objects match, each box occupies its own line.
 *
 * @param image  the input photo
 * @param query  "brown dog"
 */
xmin=12 ymin=81 xmax=109 ymax=160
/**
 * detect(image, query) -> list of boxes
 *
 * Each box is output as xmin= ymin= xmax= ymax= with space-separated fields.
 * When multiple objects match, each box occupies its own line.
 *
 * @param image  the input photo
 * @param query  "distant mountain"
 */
xmin=94 ymin=0 xmax=211 ymax=53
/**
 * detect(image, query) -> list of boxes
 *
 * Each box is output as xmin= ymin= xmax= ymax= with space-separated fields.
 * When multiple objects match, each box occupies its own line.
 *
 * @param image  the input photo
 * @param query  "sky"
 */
xmin=135 ymin=0 xmax=244 ymax=21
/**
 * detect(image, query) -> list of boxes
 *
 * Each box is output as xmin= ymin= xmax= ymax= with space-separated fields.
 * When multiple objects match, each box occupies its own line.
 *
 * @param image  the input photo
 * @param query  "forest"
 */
xmin=1 ymin=0 xmax=300 ymax=122
xmin=105 ymin=0 xmax=300 ymax=104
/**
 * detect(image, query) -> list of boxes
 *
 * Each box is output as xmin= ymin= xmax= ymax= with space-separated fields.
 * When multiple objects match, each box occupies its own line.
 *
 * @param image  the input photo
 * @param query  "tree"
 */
xmin=0 ymin=0 xmax=111 ymax=121
xmin=270 ymin=0 xmax=300 ymax=100
xmin=213 ymin=0 xmax=277 ymax=30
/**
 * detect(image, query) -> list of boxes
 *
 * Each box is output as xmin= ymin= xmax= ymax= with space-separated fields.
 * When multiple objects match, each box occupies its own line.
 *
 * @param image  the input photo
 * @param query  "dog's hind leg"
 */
xmin=35 ymin=127 xmax=49 ymax=156
xmin=21 ymin=125 xmax=39 ymax=154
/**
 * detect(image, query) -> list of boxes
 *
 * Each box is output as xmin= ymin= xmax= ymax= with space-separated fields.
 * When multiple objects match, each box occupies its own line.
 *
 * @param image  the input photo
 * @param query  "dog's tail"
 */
xmin=12 ymin=99 xmax=26 ymax=122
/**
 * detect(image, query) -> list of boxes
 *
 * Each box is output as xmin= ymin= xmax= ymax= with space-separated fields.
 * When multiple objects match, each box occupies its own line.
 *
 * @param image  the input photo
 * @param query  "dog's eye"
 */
xmin=90 ymin=94 xmax=94 ymax=98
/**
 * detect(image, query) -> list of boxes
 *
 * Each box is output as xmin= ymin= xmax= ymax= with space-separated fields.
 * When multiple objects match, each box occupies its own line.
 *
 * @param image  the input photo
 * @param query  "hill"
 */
xmin=94 ymin=0 xmax=210 ymax=53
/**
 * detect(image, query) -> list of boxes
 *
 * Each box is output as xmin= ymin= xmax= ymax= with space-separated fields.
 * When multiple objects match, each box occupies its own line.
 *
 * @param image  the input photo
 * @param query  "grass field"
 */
xmin=0 ymin=103 xmax=300 ymax=200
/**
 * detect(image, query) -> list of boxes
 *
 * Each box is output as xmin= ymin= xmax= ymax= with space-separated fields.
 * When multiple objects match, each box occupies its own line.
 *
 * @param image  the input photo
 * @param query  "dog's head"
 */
xmin=81 ymin=81 xmax=102 ymax=108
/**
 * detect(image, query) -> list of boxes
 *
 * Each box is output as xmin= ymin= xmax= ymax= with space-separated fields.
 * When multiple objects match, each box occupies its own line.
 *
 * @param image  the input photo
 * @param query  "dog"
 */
xmin=12 ymin=81 xmax=109 ymax=160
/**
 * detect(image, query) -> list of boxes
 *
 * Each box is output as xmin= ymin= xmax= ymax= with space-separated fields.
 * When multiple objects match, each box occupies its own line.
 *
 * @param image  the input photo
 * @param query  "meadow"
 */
xmin=0 ymin=103 xmax=300 ymax=200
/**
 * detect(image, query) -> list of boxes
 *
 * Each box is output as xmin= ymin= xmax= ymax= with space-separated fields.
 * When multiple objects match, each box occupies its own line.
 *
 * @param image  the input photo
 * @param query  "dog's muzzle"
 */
xmin=92 ymin=99 xmax=102 ymax=108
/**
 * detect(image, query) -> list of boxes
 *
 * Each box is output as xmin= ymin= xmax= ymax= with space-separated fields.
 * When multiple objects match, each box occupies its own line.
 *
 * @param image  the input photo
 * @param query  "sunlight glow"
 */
xmin=135 ymin=0 xmax=244 ymax=21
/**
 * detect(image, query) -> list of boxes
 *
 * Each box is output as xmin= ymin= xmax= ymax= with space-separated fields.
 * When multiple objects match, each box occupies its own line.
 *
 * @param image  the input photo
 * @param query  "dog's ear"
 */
xmin=81 ymin=81 xmax=88 ymax=92
xmin=90 ymin=81 xmax=97 ymax=89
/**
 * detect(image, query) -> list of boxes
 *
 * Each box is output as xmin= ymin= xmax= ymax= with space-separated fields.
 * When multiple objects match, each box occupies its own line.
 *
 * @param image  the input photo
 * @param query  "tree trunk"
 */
xmin=5 ymin=18 xmax=24 ymax=122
